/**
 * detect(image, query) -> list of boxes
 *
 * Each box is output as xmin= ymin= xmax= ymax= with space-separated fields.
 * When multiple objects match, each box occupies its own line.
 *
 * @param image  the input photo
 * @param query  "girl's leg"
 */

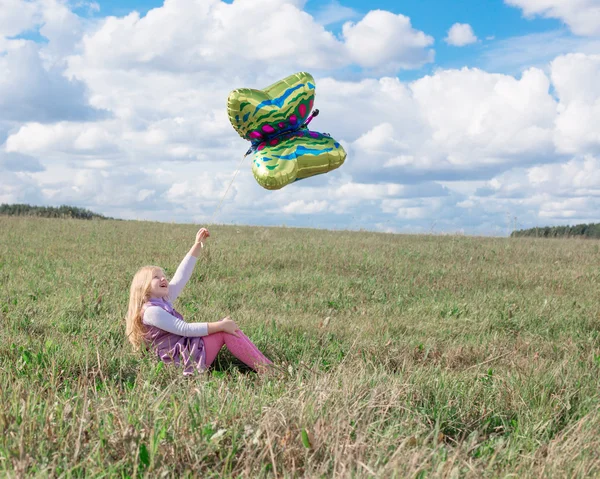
xmin=224 ymin=330 xmax=272 ymax=369
xmin=203 ymin=330 xmax=272 ymax=370
xmin=234 ymin=331 xmax=272 ymax=365
xmin=202 ymin=332 xmax=226 ymax=368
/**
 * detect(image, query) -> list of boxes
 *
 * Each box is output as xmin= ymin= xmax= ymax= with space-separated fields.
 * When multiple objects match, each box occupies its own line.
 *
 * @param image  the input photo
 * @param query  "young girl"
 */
xmin=125 ymin=227 xmax=272 ymax=375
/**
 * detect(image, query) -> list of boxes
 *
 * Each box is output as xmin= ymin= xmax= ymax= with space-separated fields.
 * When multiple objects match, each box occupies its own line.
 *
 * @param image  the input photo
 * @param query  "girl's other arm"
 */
xmin=207 ymin=316 xmax=239 ymax=337
xmin=144 ymin=306 xmax=208 ymax=336
xmin=144 ymin=308 xmax=239 ymax=338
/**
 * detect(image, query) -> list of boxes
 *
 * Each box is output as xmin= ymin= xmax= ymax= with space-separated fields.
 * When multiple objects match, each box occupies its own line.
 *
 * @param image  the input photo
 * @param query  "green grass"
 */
xmin=1 ymin=216 xmax=600 ymax=477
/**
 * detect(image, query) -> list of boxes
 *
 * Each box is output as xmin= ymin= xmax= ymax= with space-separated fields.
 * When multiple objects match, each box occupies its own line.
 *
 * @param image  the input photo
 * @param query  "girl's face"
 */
xmin=149 ymin=268 xmax=169 ymax=298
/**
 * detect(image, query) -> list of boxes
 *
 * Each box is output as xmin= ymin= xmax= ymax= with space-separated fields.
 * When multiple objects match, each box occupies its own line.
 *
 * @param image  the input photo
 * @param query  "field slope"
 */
xmin=1 ymin=217 xmax=600 ymax=477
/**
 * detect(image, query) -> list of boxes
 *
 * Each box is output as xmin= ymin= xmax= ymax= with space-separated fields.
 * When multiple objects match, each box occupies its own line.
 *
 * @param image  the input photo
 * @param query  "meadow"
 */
xmin=1 ymin=216 xmax=600 ymax=478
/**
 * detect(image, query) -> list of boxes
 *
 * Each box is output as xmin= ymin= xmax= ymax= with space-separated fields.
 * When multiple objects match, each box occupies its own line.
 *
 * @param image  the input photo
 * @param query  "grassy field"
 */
xmin=1 ymin=216 xmax=600 ymax=478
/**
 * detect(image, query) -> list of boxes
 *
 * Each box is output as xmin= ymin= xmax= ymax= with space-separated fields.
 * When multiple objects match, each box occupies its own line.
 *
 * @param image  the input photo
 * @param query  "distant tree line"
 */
xmin=0 ymin=203 xmax=112 ymax=220
xmin=511 ymin=223 xmax=600 ymax=238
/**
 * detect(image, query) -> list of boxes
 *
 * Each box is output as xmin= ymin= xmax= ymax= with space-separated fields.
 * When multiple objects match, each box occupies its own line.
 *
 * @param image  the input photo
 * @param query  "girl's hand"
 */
xmin=195 ymin=227 xmax=210 ymax=246
xmin=220 ymin=316 xmax=239 ymax=337
xmin=189 ymin=227 xmax=210 ymax=257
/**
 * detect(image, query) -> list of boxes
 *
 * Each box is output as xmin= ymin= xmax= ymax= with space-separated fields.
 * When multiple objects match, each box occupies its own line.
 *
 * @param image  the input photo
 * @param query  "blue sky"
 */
xmin=1 ymin=0 xmax=600 ymax=235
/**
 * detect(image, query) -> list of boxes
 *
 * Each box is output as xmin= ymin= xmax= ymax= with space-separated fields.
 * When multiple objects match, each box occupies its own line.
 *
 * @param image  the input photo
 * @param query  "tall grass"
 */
xmin=1 ymin=217 xmax=599 ymax=477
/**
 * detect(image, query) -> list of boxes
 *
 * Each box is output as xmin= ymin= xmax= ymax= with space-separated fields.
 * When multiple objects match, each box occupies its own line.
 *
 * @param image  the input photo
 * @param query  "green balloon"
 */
xmin=227 ymin=72 xmax=346 ymax=190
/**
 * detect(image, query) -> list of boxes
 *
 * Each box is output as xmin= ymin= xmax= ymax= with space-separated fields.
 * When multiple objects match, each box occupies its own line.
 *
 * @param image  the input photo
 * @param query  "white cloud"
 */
xmin=333 ymin=182 xmax=404 ymax=200
xmin=314 ymin=0 xmax=358 ymax=25
xmin=332 ymin=66 xmax=557 ymax=185
xmin=0 ymin=171 xmax=46 ymax=205
xmin=282 ymin=200 xmax=330 ymax=214
xmin=165 ymin=172 xmax=240 ymax=203
xmin=478 ymin=30 xmax=600 ymax=75
xmin=551 ymin=53 xmax=600 ymax=154
xmin=316 ymin=76 xmax=418 ymax=140
xmin=69 ymin=0 xmax=345 ymax=77
xmin=505 ymin=0 xmax=600 ymax=36
xmin=0 ymin=41 xmax=102 ymax=123
xmin=528 ymin=156 xmax=600 ymax=194
xmin=6 ymin=122 xmax=119 ymax=156
xmin=353 ymin=123 xmax=410 ymax=154
xmin=0 ymin=151 xmax=44 ymax=173
xmin=342 ymin=10 xmax=435 ymax=71
xmin=0 ymin=0 xmax=39 ymax=38
xmin=0 ymin=0 xmax=86 ymax=59
xmin=71 ymin=0 xmax=433 ymax=76
xmin=0 ymin=1 xmax=102 ymax=127
xmin=410 ymin=67 xmax=556 ymax=164
xmin=445 ymin=23 xmax=478 ymax=46
xmin=464 ymin=155 xmax=600 ymax=228
xmin=381 ymin=197 xmax=446 ymax=220
xmin=384 ymin=155 xmax=416 ymax=168
xmin=38 ymin=0 xmax=86 ymax=58
xmin=83 ymin=159 xmax=111 ymax=169
xmin=538 ymin=197 xmax=596 ymax=218
xmin=137 ymin=189 xmax=155 ymax=202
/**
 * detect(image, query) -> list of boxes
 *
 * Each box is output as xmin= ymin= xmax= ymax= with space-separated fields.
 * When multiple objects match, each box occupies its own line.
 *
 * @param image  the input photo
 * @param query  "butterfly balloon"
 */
xmin=227 ymin=72 xmax=347 ymax=190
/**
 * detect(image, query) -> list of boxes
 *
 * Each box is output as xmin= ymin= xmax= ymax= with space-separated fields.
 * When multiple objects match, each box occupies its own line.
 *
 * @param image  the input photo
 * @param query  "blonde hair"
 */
xmin=125 ymin=265 xmax=163 ymax=351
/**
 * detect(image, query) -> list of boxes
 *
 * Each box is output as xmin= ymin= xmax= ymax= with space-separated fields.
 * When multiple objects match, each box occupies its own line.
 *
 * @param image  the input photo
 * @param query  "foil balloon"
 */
xmin=227 ymin=72 xmax=346 ymax=190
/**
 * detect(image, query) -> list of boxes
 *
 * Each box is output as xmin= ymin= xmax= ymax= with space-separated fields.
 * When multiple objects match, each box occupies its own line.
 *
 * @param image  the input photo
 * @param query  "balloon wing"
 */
xmin=251 ymin=130 xmax=346 ymax=190
xmin=228 ymin=72 xmax=315 ymax=143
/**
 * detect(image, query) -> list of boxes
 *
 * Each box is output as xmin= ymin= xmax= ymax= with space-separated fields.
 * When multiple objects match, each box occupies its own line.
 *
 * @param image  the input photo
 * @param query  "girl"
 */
xmin=125 ymin=227 xmax=272 ymax=375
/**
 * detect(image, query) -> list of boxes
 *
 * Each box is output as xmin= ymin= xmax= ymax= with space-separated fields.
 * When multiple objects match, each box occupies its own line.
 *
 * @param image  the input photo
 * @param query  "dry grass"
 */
xmin=1 ymin=216 xmax=600 ymax=477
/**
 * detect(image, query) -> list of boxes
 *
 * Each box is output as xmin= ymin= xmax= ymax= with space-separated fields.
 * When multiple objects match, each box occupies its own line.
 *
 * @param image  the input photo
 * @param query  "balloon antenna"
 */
xmin=303 ymin=109 xmax=319 ymax=127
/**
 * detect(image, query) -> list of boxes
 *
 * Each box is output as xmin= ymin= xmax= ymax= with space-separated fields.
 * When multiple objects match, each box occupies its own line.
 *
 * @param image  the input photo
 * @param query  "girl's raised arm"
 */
xmin=168 ymin=228 xmax=210 ymax=301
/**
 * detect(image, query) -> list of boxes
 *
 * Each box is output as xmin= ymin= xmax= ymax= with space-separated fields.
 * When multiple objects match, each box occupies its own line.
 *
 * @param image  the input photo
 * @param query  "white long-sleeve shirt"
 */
xmin=142 ymin=254 xmax=209 ymax=337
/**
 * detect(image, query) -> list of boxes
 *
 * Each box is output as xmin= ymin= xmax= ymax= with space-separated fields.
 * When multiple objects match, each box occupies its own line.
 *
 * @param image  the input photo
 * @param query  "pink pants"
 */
xmin=202 ymin=330 xmax=272 ymax=371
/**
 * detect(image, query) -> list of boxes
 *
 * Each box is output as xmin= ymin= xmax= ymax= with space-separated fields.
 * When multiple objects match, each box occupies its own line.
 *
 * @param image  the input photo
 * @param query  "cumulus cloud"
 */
xmin=71 ymin=0 xmax=342 ymax=74
xmin=500 ymin=156 xmax=600 ymax=197
xmin=0 ymin=151 xmax=44 ymax=173
xmin=505 ymin=0 xmax=600 ymax=37
xmin=0 ymin=171 xmax=46 ymax=205
xmin=71 ymin=0 xmax=433 ymax=76
xmin=464 ymin=155 xmax=600 ymax=229
xmin=330 ymin=67 xmax=557 ymax=185
xmin=445 ymin=23 xmax=478 ymax=46
xmin=478 ymin=30 xmax=600 ymax=75
xmin=410 ymin=67 xmax=556 ymax=164
xmin=281 ymin=200 xmax=330 ymax=214
xmin=0 ymin=0 xmax=105 ymax=124
xmin=5 ymin=122 xmax=120 ymax=158
xmin=314 ymin=0 xmax=358 ymax=25
xmin=381 ymin=197 xmax=445 ymax=220
xmin=1 ymin=0 xmax=89 ymax=62
xmin=0 ymin=42 xmax=103 ymax=123
xmin=0 ymin=0 xmax=39 ymax=38
xmin=342 ymin=10 xmax=435 ymax=71
xmin=551 ymin=53 xmax=600 ymax=155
